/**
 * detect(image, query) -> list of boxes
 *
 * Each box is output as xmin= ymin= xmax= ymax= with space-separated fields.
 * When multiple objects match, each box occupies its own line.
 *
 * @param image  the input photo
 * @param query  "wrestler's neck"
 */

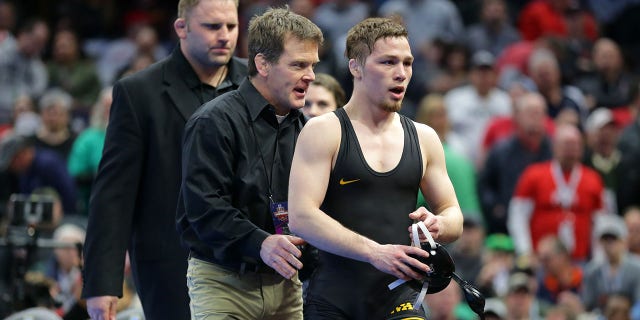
xmin=344 ymin=92 xmax=397 ymax=128
xmin=343 ymin=103 xmax=397 ymax=130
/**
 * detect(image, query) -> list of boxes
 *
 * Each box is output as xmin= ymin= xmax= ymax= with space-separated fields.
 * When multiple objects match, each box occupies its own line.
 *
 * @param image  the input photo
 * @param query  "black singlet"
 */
xmin=305 ymin=108 xmax=424 ymax=319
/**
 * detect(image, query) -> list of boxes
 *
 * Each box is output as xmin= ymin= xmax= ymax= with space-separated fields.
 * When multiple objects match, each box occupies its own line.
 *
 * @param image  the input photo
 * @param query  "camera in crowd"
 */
xmin=7 ymin=194 xmax=55 ymax=228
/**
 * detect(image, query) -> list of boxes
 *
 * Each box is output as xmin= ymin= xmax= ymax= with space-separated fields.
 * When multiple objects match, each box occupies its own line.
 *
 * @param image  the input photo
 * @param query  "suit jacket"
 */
xmin=81 ymin=46 xmax=246 ymax=303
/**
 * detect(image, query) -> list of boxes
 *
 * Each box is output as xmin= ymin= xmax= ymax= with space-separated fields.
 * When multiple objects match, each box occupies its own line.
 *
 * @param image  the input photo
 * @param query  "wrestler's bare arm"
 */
xmin=412 ymin=122 xmax=463 ymax=243
xmin=288 ymin=114 xmax=430 ymax=280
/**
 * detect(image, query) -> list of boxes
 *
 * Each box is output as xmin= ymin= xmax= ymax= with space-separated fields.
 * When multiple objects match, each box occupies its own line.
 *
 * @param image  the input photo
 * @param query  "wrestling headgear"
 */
xmin=390 ymin=221 xmax=485 ymax=317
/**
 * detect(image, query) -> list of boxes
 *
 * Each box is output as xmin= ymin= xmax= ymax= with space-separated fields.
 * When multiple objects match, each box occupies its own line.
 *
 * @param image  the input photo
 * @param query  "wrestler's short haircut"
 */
xmin=345 ymin=17 xmax=408 ymax=66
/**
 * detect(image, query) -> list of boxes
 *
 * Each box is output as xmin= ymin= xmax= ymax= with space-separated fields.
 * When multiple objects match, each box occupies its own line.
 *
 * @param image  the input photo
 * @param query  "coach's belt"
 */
xmin=189 ymin=251 xmax=276 ymax=275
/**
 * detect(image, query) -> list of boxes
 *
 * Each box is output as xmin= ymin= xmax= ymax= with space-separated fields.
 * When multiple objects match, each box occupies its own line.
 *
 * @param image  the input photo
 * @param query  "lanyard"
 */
xmin=248 ymin=104 xmax=301 ymax=202
xmin=250 ymin=116 xmax=277 ymax=202
xmin=551 ymin=161 xmax=582 ymax=210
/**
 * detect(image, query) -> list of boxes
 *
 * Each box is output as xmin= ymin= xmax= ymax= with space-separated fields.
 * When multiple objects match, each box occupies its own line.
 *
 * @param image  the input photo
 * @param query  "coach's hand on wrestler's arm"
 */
xmin=408 ymin=206 xmax=442 ymax=242
xmin=260 ymin=234 xmax=306 ymax=279
xmin=87 ymin=295 xmax=118 ymax=320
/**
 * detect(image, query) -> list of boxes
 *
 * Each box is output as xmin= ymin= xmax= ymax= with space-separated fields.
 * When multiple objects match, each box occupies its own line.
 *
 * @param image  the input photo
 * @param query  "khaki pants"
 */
xmin=187 ymin=257 xmax=303 ymax=320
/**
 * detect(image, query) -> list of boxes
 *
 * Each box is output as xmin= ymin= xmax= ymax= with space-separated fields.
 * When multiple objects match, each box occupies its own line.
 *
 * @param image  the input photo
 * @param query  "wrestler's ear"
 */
xmin=349 ymin=59 xmax=361 ymax=79
xmin=255 ymin=53 xmax=271 ymax=77
xmin=174 ymin=18 xmax=187 ymax=38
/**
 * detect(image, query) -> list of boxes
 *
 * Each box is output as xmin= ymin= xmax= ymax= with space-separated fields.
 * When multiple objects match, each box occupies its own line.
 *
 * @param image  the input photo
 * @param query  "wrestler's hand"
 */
xmin=408 ymin=207 xmax=441 ymax=242
xmin=87 ymin=295 xmax=117 ymax=320
xmin=368 ymin=244 xmax=431 ymax=281
xmin=260 ymin=234 xmax=305 ymax=279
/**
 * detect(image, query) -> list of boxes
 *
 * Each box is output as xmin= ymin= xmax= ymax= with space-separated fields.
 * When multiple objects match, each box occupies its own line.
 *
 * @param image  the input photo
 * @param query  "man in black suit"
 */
xmin=81 ymin=0 xmax=246 ymax=319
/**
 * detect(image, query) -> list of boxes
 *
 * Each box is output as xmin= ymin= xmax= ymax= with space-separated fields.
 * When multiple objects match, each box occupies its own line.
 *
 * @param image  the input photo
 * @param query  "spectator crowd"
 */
xmin=1 ymin=0 xmax=640 ymax=319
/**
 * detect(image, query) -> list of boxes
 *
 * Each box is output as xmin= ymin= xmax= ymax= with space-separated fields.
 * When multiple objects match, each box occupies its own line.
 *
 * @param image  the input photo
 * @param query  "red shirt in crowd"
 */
xmin=518 ymin=0 xmax=598 ymax=41
xmin=512 ymin=161 xmax=604 ymax=260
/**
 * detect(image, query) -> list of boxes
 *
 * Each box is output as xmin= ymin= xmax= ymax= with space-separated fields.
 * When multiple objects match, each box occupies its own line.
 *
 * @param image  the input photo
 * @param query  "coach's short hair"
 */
xmin=247 ymin=6 xmax=323 ymax=77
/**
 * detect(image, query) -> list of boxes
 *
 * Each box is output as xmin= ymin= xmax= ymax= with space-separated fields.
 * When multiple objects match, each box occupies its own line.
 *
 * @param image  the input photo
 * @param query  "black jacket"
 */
xmin=81 ymin=45 xmax=246 ymax=319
